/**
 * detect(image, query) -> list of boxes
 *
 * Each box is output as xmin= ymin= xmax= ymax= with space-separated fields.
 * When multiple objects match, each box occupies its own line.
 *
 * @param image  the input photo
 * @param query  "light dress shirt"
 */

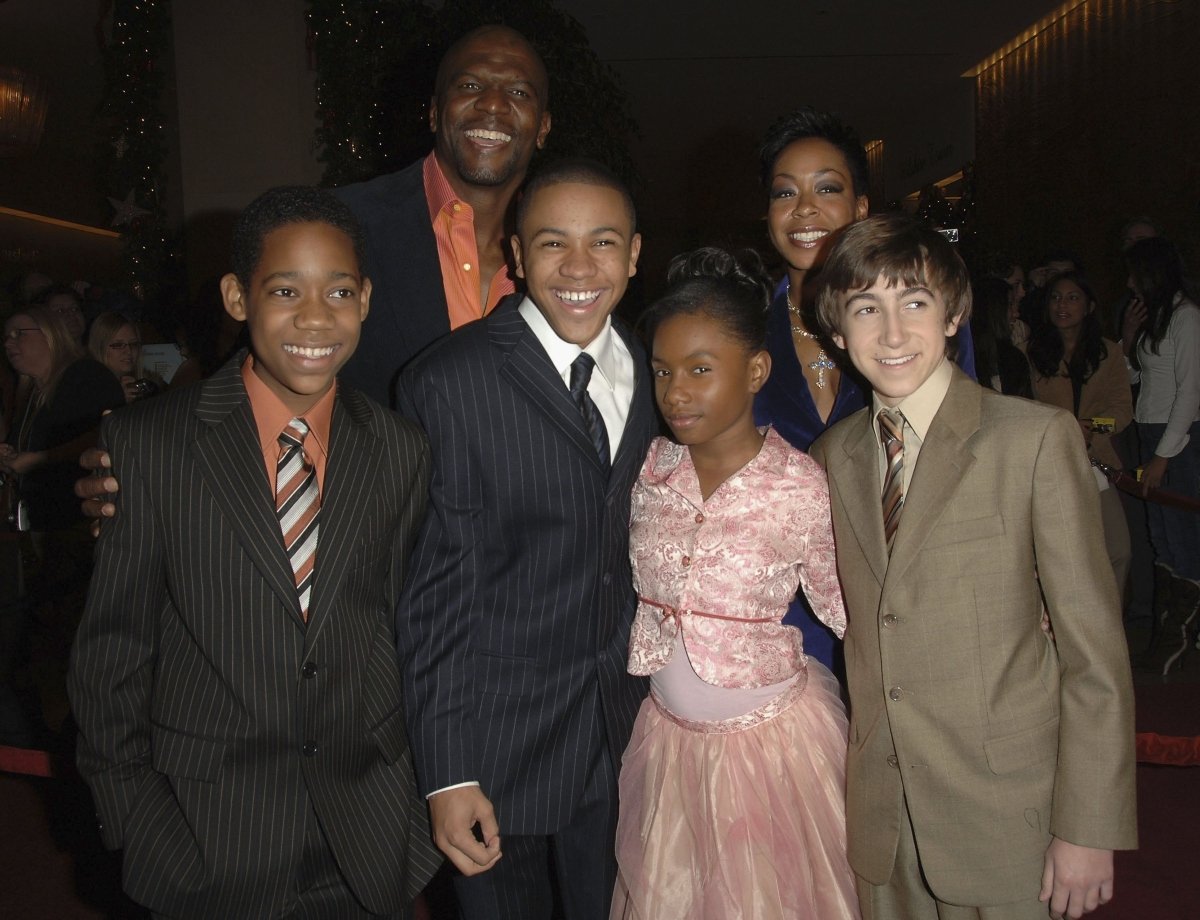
xmin=873 ymin=357 xmax=954 ymax=498
xmin=1129 ymin=295 xmax=1200 ymax=458
xmin=518 ymin=296 xmax=633 ymax=463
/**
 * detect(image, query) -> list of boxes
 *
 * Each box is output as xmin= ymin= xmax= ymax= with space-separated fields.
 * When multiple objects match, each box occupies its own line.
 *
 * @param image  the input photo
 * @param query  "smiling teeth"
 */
xmin=879 ymin=356 xmax=913 ymax=365
xmin=790 ymin=230 xmax=829 ymax=243
xmin=284 ymin=344 xmax=336 ymax=358
xmin=465 ymin=129 xmax=512 ymax=142
xmin=559 ymin=290 xmax=600 ymax=302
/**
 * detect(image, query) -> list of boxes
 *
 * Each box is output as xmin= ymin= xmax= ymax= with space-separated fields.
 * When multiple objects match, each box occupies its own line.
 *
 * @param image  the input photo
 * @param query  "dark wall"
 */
xmin=974 ymin=0 xmax=1200 ymax=319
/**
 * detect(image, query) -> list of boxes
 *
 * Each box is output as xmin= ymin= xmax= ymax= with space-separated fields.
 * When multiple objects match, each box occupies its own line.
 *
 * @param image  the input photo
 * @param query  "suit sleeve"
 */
xmin=394 ymin=370 xmax=485 ymax=796
xmin=1031 ymin=410 xmax=1137 ymax=849
xmin=67 ymin=413 xmax=166 ymax=850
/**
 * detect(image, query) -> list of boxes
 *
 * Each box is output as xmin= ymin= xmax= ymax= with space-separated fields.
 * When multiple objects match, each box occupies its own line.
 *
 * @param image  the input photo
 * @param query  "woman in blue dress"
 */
xmin=752 ymin=108 xmax=974 ymax=672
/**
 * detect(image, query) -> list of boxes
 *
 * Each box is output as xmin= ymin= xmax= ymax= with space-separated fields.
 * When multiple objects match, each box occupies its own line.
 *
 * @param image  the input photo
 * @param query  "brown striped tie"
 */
xmin=878 ymin=408 xmax=905 ymax=553
xmin=277 ymin=418 xmax=320 ymax=620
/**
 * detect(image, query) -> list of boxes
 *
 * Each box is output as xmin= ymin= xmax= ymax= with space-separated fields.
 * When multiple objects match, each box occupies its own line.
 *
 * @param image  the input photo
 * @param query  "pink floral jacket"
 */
xmin=627 ymin=428 xmax=846 ymax=688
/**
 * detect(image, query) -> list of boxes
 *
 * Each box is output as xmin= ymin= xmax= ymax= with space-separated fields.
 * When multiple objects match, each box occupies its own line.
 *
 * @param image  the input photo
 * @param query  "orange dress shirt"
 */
xmin=241 ymin=356 xmax=335 ymax=496
xmin=423 ymin=152 xmax=515 ymax=329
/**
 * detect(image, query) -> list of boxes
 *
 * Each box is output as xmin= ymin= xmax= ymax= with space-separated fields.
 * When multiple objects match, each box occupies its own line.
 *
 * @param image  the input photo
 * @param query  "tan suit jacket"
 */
xmin=810 ymin=367 xmax=1136 ymax=906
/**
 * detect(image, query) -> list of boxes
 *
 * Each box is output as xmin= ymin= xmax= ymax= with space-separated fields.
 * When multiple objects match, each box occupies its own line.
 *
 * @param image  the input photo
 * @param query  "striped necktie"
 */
xmin=569 ymin=352 xmax=610 ymax=471
xmin=277 ymin=418 xmax=320 ymax=619
xmin=878 ymin=408 xmax=905 ymax=553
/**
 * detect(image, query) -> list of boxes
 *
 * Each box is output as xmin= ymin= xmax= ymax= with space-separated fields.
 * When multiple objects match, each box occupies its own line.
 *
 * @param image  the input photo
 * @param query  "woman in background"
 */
xmin=971 ymin=276 xmax=1032 ymax=397
xmin=1 ymin=306 xmax=124 ymax=737
xmin=1122 ymin=237 xmax=1200 ymax=673
xmin=87 ymin=311 xmax=162 ymax=404
xmin=1028 ymin=271 xmax=1132 ymax=597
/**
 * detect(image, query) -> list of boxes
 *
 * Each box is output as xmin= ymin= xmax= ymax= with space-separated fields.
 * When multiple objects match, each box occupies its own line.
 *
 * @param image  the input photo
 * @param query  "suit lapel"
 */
xmin=883 ymin=369 xmax=981 ymax=586
xmin=834 ymin=410 xmax=890 ymax=587
xmin=192 ymin=356 xmax=306 ymax=628
xmin=303 ymin=387 xmax=381 ymax=645
xmin=493 ymin=299 xmax=612 ymax=473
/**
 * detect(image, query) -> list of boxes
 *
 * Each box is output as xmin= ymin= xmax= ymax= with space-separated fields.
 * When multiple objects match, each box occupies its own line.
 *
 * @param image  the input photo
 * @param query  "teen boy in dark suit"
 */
xmin=69 ymin=187 xmax=440 ymax=919
xmin=396 ymin=160 xmax=655 ymax=920
xmin=809 ymin=214 xmax=1136 ymax=920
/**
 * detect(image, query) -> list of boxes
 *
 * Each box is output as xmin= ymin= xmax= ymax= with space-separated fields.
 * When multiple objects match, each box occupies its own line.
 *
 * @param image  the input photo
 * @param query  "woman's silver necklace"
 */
xmin=787 ymin=287 xmax=835 ymax=389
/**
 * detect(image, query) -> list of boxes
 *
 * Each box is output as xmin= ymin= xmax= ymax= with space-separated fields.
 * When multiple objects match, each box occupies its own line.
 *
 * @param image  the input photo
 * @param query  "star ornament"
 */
xmin=108 ymin=190 xmax=151 ymax=228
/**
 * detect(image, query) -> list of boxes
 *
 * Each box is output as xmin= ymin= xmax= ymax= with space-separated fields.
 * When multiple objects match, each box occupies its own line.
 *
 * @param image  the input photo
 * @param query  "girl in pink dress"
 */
xmin=611 ymin=248 xmax=858 ymax=920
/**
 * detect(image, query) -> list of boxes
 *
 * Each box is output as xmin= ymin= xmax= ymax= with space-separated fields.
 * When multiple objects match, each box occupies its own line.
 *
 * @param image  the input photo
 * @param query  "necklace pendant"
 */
xmin=808 ymin=349 xmax=836 ymax=389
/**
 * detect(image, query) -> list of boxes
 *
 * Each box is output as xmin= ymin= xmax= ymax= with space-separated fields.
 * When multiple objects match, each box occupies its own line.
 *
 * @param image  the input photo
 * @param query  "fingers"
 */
xmin=79 ymin=447 xmax=112 ymax=472
xmin=428 ymin=787 xmax=502 ymax=876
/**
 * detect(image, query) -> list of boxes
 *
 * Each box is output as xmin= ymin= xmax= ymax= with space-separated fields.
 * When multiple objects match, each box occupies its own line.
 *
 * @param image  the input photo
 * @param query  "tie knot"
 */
xmin=280 ymin=417 xmax=310 ymax=450
xmin=569 ymin=351 xmax=596 ymax=399
xmin=877 ymin=408 xmax=904 ymax=446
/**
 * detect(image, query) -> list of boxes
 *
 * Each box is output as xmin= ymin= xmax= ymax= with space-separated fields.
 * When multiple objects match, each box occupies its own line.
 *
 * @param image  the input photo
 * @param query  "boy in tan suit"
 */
xmin=809 ymin=214 xmax=1136 ymax=920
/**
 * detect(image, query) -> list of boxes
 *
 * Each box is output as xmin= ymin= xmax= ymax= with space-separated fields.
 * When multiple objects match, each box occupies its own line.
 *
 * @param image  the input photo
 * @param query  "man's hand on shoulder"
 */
xmin=428 ymin=785 xmax=502 ymax=876
xmin=1040 ymin=837 xmax=1114 ymax=919
xmin=76 ymin=447 xmax=118 ymax=537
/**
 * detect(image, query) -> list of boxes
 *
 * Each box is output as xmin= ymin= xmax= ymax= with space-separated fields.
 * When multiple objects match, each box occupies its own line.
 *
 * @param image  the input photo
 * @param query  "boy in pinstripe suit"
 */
xmin=69 ymin=187 xmax=440 ymax=919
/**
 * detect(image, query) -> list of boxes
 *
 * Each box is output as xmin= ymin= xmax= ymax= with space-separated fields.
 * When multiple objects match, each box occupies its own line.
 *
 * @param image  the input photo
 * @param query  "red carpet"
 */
xmin=2 ymin=680 xmax=1197 ymax=918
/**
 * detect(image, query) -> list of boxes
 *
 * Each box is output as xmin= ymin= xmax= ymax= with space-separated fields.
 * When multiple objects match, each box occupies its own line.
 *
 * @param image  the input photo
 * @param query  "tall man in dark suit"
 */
xmin=396 ymin=160 xmax=655 ymax=920
xmin=69 ymin=188 xmax=441 ymax=919
xmin=335 ymin=24 xmax=551 ymax=406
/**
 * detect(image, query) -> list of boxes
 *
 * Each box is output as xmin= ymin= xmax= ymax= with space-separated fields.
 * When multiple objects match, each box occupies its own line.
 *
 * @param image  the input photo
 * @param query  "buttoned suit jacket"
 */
xmin=68 ymin=354 xmax=442 ymax=918
xmin=809 ymin=367 xmax=1136 ymax=906
xmin=396 ymin=294 xmax=655 ymax=835
xmin=334 ymin=159 xmax=451 ymax=408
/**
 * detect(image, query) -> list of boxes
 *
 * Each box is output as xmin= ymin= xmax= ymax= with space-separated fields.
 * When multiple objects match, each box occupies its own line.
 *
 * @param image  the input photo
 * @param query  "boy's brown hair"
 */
xmin=815 ymin=213 xmax=972 ymax=339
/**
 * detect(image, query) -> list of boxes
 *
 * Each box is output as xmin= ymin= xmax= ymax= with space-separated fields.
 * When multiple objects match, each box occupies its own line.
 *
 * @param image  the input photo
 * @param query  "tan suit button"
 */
xmin=682 ymin=555 xmax=691 ymax=566
xmin=695 ymin=512 xmax=704 ymax=524
xmin=886 ymin=754 xmax=899 ymax=768
xmin=888 ymin=686 xmax=904 ymax=701
xmin=882 ymin=614 xmax=898 ymax=627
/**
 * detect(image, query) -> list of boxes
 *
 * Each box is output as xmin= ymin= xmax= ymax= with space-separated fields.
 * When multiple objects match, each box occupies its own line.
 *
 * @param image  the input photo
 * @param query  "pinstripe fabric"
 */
xmin=396 ymin=294 xmax=654 ymax=842
xmin=68 ymin=353 xmax=442 ymax=919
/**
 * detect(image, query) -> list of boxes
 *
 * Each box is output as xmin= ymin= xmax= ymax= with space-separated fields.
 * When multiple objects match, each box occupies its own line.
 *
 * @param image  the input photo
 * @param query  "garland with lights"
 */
xmin=96 ymin=0 xmax=180 ymax=306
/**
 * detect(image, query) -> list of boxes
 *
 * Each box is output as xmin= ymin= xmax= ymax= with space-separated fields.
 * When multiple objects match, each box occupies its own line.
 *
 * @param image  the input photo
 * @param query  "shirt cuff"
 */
xmin=425 ymin=780 xmax=480 ymax=800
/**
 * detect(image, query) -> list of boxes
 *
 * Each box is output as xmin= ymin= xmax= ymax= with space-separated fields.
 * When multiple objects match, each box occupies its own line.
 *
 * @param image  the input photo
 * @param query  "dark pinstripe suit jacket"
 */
xmin=335 ymin=159 xmax=449 ymax=408
xmin=396 ymin=295 xmax=654 ymax=835
xmin=68 ymin=354 xmax=442 ymax=918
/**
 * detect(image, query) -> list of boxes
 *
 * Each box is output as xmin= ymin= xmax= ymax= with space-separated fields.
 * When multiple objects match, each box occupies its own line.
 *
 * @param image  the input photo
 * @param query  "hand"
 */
xmin=76 ymin=447 xmax=118 ymax=537
xmin=1040 ymin=838 xmax=1114 ymax=919
xmin=1141 ymin=454 xmax=1168 ymax=497
xmin=428 ymin=786 xmax=502 ymax=876
xmin=0 ymin=446 xmax=43 ymax=476
xmin=1121 ymin=298 xmax=1146 ymax=352
xmin=119 ymin=375 xmax=140 ymax=404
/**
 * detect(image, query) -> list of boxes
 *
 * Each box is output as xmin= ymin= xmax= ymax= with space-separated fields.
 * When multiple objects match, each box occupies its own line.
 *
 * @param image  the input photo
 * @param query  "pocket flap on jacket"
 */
xmin=983 ymin=716 xmax=1059 ymax=775
xmin=370 ymin=704 xmax=410 ymax=765
xmin=924 ymin=513 xmax=1005 ymax=549
xmin=150 ymin=722 xmax=228 ymax=783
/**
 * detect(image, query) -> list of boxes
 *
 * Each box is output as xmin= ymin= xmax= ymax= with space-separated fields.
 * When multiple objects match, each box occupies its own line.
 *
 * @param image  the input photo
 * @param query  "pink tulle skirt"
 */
xmin=611 ymin=661 xmax=860 ymax=920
